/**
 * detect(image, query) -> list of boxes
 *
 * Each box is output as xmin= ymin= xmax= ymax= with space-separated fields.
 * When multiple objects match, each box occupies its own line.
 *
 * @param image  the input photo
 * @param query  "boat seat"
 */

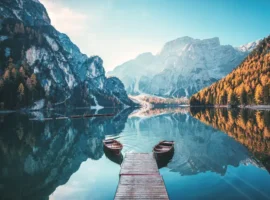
xmin=159 ymin=145 xmax=172 ymax=148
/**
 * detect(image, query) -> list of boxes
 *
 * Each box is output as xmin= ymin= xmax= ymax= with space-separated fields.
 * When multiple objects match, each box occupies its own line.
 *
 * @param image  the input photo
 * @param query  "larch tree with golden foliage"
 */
xmin=255 ymin=84 xmax=263 ymax=104
xmin=190 ymin=35 xmax=270 ymax=106
xmin=18 ymin=83 xmax=25 ymax=99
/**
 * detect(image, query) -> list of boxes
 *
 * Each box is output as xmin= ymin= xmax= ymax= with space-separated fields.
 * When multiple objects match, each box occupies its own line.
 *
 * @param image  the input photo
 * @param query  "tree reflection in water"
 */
xmin=190 ymin=108 xmax=270 ymax=172
xmin=0 ymin=107 xmax=269 ymax=200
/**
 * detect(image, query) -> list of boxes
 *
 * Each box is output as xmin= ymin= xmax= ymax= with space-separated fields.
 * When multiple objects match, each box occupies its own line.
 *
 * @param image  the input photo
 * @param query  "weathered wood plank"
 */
xmin=119 ymin=175 xmax=164 ymax=185
xmin=115 ymin=153 xmax=169 ymax=200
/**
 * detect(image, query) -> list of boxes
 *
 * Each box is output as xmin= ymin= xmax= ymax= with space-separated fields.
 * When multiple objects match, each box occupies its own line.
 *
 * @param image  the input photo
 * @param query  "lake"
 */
xmin=0 ymin=107 xmax=269 ymax=200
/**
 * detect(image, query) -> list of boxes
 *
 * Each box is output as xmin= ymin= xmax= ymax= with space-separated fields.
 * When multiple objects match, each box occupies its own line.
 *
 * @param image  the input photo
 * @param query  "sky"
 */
xmin=40 ymin=0 xmax=270 ymax=71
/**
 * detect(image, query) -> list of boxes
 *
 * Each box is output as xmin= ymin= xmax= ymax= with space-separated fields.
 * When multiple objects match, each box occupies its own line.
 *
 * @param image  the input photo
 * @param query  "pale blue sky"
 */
xmin=40 ymin=0 xmax=270 ymax=70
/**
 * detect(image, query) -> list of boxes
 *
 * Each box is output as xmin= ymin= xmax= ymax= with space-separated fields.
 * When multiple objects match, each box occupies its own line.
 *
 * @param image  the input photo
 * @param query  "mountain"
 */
xmin=190 ymin=36 xmax=270 ymax=106
xmin=0 ymin=0 xmax=135 ymax=109
xmin=237 ymin=39 xmax=261 ymax=52
xmin=108 ymin=36 xmax=257 ymax=98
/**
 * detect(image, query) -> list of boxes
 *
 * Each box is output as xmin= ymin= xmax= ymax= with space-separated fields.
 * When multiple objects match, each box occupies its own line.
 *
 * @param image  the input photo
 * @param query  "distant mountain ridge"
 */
xmin=108 ymin=36 xmax=259 ymax=98
xmin=0 ymin=0 xmax=135 ymax=109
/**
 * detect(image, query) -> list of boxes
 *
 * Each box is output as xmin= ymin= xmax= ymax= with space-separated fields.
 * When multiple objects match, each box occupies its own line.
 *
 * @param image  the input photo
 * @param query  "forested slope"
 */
xmin=190 ymin=36 xmax=270 ymax=106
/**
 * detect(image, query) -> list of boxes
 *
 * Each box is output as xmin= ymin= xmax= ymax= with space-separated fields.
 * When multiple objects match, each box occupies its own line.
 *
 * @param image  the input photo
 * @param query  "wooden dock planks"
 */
xmin=115 ymin=153 xmax=169 ymax=200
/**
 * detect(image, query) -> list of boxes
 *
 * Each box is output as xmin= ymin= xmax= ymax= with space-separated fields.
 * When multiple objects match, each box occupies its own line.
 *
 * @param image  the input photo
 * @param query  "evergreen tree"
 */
xmin=239 ymin=87 xmax=247 ymax=105
xmin=0 ymin=79 xmax=3 ymax=89
xmin=11 ymin=68 xmax=17 ymax=79
xmin=228 ymin=90 xmax=238 ymax=105
xmin=263 ymin=85 xmax=269 ymax=104
xmin=19 ymin=66 xmax=25 ymax=77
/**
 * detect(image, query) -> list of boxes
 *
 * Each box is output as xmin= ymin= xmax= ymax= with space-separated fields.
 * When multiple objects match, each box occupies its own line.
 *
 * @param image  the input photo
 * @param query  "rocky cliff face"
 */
xmin=0 ymin=0 xmax=135 ymax=109
xmin=109 ymin=36 xmax=256 ymax=98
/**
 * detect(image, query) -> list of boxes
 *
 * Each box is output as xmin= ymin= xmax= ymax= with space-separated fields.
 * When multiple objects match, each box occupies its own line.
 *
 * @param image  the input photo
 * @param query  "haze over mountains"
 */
xmin=108 ymin=37 xmax=259 ymax=98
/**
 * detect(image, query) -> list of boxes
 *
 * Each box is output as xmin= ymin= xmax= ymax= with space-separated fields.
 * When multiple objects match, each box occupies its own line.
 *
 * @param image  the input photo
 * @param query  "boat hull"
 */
xmin=104 ymin=147 xmax=123 ymax=164
xmin=154 ymin=149 xmax=174 ymax=168
xmin=153 ymin=141 xmax=174 ymax=168
xmin=103 ymin=139 xmax=123 ymax=155
xmin=103 ymin=146 xmax=122 ymax=155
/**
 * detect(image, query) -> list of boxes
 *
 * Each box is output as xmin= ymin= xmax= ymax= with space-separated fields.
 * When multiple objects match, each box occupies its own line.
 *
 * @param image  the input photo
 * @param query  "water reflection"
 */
xmin=0 ymin=107 xmax=270 ymax=200
xmin=121 ymin=108 xmax=258 ymax=176
xmin=0 ymin=108 xmax=133 ymax=200
xmin=190 ymin=108 xmax=270 ymax=172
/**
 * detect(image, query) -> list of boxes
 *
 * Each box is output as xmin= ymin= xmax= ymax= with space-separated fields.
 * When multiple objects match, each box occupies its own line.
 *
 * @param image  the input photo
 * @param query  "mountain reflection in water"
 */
xmin=0 ymin=108 xmax=133 ymax=200
xmin=0 ymin=107 xmax=269 ymax=200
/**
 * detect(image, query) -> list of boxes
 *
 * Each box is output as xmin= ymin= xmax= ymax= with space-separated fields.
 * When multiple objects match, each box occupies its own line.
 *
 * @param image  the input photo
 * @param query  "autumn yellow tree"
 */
xmin=3 ymin=69 xmax=10 ymax=80
xmin=190 ymin=35 xmax=270 ymax=106
xmin=30 ymin=74 xmax=37 ymax=87
xmin=255 ymin=84 xmax=263 ymax=104
xmin=18 ymin=83 xmax=24 ymax=99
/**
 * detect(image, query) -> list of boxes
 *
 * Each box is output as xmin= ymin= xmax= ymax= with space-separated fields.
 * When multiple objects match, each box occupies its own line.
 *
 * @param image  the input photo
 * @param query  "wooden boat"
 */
xmin=153 ymin=140 xmax=174 ymax=155
xmin=103 ymin=139 xmax=123 ymax=155
xmin=104 ymin=148 xmax=123 ymax=165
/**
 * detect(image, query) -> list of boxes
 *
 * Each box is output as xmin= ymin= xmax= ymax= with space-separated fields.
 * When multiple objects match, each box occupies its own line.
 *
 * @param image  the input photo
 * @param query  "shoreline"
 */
xmin=1 ymin=104 xmax=270 ymax=113
xmin=190 ymin=105 xmax=270 ymax=110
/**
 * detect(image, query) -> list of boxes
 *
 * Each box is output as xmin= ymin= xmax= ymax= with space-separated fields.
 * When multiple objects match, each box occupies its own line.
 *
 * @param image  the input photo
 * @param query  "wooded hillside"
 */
xmin=190 ymin=35 xmax=270 ymax=106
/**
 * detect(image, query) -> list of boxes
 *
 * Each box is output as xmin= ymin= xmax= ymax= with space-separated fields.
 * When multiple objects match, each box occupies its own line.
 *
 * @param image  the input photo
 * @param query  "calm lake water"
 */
xmin=0 ymin=107 xmax=269 ymax=200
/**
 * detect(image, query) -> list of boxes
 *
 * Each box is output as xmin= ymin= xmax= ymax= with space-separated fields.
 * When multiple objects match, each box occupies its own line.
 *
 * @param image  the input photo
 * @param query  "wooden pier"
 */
xmin=114 ymin=153 xmax=169 ymax=200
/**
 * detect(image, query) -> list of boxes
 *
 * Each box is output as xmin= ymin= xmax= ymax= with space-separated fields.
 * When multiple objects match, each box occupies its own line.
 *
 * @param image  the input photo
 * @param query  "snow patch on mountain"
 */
xmin=30 ymin=99 xmax=45 ymax=110
xmin=44 ymin=79 xmax=51 ymax=94
xmin=34 ymin=66 xmax=40 ymax=73
xmin=12 ymin=10 xmax=22 ymax=20
xmin=44 ymin=34 xmax=59 ymax=51
xmin=26 ymin=46 xmax=48 ymax=65
xmin=237 ymin=39 xmax=261 ymax=52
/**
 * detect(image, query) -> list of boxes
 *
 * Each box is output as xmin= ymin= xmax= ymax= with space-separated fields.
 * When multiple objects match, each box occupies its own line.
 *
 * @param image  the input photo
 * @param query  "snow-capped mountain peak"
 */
xmin=237 ymin=39 xmax=261 ymax=52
